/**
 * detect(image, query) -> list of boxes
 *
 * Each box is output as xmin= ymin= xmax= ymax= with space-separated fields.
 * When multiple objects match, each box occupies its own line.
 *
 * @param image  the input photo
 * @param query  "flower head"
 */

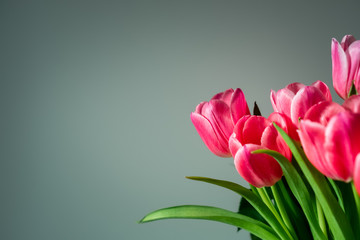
xmin=191 ymin=88 xmax=250 ymax=157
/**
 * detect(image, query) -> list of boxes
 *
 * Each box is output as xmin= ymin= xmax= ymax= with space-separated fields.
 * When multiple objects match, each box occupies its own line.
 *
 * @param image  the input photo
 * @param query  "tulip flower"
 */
xmin=298 ymin=101 xmax=360 ymax=184
xmin=270 ymin=81 xmax=332 ymax=126
xmin=332 ymin=35 xmax=360 ymax=99
xmin=229 ymin=113 xmax=293 ymax=187
xmin=190 ymin=88 xmax=250 ymax=157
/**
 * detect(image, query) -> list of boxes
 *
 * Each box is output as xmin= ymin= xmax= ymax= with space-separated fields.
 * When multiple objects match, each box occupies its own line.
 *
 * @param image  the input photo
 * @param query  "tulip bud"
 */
xmin=270 ymin=81 xmax=332 ymax=126
xmin=332 ymin=35 xmax=360 ymax=99
xmin=191 ymin=88 xmax=250 ymax=157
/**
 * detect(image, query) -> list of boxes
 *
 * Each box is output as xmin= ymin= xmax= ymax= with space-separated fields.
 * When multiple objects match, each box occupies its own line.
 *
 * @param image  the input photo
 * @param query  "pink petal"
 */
xmin=268 ymin=112 xmax=299 ymax=141
xmin=270 ymin=90 xmax=279 ymax=112
xmin=242 ymin=116 xmax=270 ymax=145
xmin=324 ymin=112 xmax=358 ymax=181
xmin=343 ymin=95 xmax=360 ymax=113
xmin=202 ymin=100 xmax=233 ymax=143
xmin=229 ymin=132 xmax=242 ymax=157
xmin=230 ymin=88 xmax=250 ymax=124
xmin=304 ymin=101 xmax=346 ymax=125
xmin=332 ymin=38 xmax=349 ymax=99
xmin=234 ymin=144 xmax=283 ymax=188
xmin=274 ymin=88 xmax=296 ymax=118
xmin=347 ymin=40 xmax=360 ymax=89
xmin=212 ymin=88 xmax=234 ymax=106
xmin=353 ymin=153 xmax=360 ymax=196
xmin=298 ymin=120 xmax=334 ymax=178
xmin=341 ymin=35 xmax=356 ymax=51
xmin=233 ymin=115 xmax=252 ymax=145
xmin=290 ymin=86 xmax=327 ymax=124
xmin=261 ymin=125 xmax=292 ymax=161
xmin=285 ymin=82 xmax=306 ymax=94
xmin=190 ymin=112 xmax=231 ymax=157
xmin=311 ymin=80 xmax=332 ymax=101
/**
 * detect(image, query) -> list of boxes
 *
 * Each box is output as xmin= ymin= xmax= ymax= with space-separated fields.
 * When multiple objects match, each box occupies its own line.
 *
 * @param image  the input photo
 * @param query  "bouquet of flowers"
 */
xmin=139 ymin=35 xmax=360 ymax=240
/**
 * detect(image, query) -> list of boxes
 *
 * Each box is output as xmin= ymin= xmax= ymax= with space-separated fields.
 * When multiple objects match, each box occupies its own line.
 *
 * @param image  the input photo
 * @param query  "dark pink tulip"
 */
xmin=229 ymin=114 xmax=292 ymax=187
xmin=191 ymin=88 xmax=250 ymax=157
xmin=234 ymin=144 xmax=283 ymax=188
xmin=299 ymin=101 xmax=360 ymax=183
xmin=332 ymin=35 xmax=360 ymax=99
xmin=270 ymin=81 xmax=332 ymax=125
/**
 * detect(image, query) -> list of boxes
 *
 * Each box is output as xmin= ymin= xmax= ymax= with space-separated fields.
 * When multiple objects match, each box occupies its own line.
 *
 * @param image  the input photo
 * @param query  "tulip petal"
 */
xmin=304 ymin=101 xmax=345 ymax=125
xmin=201 ymin=100 xmax=233 ymax=144
xmin=261 ymin=125 xmax=292 ymax=161
xmin=324 ymin=112 xmax=360 ymax=181
xmin=332 ymin=38 xmax=349 ymax=99
xmin=230 ymin=88 xmax=250 ymax=124
xmin=234 ymin=144 xmax=282 ymax=188
xmin=270 ymin=90 xmax=279 ymax=112
xmin=229 ymin=133 xmax=242 ymax=157
xmin=191 ymin=112 xmax=231 ymax=157
xmin=298 ymin=120 xmax=334 ymax=178
xmin=343 ymin=95 xmax=360 ymax=113
xmin=347 ymin=40 xmax=360 ymax=89
xmin=353 ymin=153 xmax=360 ymax=196
xmin=212 ymin=88 xmax=234 ymax=106
xmin=291 ymin=86 xmax=327 ymax=124
xmin=312 ymin=80 xmax=332 ymax=101
xmin=285 ymin=82 xmax=306 ymax=94
xmin=341 ymin=35 xmax=356 ymax=51
xmin=242 ymin=116 xmax=270 ymax=145
xmin=273 ymin=88 xmax=295 ymax=118
xmin=268 ymin=112 xmax=298 ymax=141
xmin=232 ymin=115 xmax=252 ymax=145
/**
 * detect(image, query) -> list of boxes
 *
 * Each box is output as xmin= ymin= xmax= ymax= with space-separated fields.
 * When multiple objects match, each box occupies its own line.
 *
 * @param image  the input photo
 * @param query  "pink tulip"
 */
xmin=191 ymin=88 xmax=250 ymax=157
xmin=229 ymin=114 xmax=293 ymax=187
xmin=299 ymin=101 xmax=360 ymax=184
xmin=270 ymin=81 xmax=332 ymax=125
xmin=332 ymin=35 xmax=360 ymax=99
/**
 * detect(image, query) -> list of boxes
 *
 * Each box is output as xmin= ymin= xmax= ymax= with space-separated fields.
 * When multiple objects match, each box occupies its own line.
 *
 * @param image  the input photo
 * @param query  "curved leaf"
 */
xmin=139 ymin=205 xmax=280 ymax=240
xmin=186 ymin=176 xmax=291 ymax=240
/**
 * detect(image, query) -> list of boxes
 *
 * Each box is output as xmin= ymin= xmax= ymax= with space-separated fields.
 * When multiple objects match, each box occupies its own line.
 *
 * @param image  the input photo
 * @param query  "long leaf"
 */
xmin=186 ymin=176 xmax=291 ymax=240
xmin=252 ymin=149 xmax=326 ymax=240
xmin=273 ymin=123 xmax=355 ymax=240
xmin=139 ymin=205 xmax=280 ymax=240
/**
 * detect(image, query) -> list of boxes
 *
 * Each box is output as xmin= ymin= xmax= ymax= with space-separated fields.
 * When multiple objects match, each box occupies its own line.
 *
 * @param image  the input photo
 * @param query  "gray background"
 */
xmin=1 ymin=1 xmax=358 ymax=239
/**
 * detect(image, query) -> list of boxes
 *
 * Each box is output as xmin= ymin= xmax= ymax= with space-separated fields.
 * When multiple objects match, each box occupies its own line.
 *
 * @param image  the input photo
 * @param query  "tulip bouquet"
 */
xmin=139 ymin=35 xmax=360 ymax=240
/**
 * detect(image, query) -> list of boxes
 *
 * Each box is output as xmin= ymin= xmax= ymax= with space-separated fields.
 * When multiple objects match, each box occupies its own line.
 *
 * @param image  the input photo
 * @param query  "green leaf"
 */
xmin=237 ymin=195 xmax=266 ymax=232
xmin=139 ymin=205 xmax=280 ymax=240
xmin=186 ymin=176 xmax=291 ymax=240
xmin=348 ymin=82 xmax=358 ymax=98
xmin=273 ymin=123 xmax=355 ymax=240
xmin=252 ymin=148 xmax=326 ymax=240
xmin=277 ymin=180 xmax=312 ymax=240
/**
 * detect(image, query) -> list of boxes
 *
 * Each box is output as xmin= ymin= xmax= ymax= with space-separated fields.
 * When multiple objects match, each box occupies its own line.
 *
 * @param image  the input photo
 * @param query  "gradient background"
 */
xmin=2 ymin=1 xmax=359 ymax=239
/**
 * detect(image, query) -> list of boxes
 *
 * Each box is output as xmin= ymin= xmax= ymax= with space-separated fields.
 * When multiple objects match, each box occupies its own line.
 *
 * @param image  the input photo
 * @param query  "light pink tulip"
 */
xmin=299 ymin=101 xmax=360 ymax=184
xmin=332 ymin=35 xmax=360 ymax=99
xmin=191 ymin=88 xmax=250 ymax=157
xmin=270 ymin=81 xmax=332 ymax=125
xmin=229 ymin=114 xmax=293 ymax=187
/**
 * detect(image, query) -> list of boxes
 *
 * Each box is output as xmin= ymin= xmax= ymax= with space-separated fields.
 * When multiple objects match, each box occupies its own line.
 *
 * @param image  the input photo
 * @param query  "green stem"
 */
xmin=257 ymin=187 xmax=294 ymax=240
xmin=352 ymin=182 xmax=360 ymax=238
xmin=316 ymin=197 xmax=327 ymax=239
xmin=271 ymin=183 xmax=298 ymax=240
